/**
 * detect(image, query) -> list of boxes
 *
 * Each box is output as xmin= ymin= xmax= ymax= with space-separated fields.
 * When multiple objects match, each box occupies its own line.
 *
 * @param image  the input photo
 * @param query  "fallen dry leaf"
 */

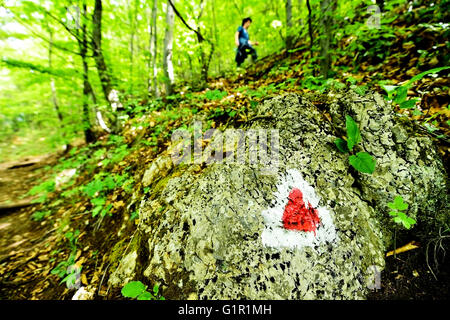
xmin=386 ymin=241 xmax=420 ymax=257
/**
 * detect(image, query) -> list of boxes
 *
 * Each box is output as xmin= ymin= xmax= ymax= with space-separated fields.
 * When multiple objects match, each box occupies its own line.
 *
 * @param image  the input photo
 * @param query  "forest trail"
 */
xmin=0 ymin=154 xmax=60 ymax=299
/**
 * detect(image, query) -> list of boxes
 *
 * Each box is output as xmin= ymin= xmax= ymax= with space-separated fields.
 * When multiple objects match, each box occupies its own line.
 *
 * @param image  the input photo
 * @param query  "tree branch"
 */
xmin=167 ymin=0 xmax=205 ymax=42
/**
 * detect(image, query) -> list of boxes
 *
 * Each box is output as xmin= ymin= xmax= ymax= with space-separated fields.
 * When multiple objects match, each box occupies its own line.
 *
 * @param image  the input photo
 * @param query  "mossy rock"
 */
xmin=110 ymin=92 xmax=447 ymax=299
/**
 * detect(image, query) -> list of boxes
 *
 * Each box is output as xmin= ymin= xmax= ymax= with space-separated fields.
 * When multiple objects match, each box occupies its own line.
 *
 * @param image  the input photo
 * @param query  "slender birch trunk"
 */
xmin=48 ymin=30 xmax=64 ymax=127
xmin=163 ymin=0 xmax=175 ymax=96
xmin=149 ymin=0 xmax=158 ymax=97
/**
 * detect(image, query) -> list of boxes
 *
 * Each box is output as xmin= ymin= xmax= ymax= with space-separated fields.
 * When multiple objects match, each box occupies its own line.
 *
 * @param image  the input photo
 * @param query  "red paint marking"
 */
xmin=282 ymin=188 xmax=320 ymax=234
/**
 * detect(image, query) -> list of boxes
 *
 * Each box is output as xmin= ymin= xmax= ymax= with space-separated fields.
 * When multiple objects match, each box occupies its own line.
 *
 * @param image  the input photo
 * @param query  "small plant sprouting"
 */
xmin=121 ymin=281 xmax=165 ymax=300
xmin=388 ymin=196 xmax=416 ymax=230
xmin=51 ymin=230 xmax=82 ymax=289
xmin=335 ymin=115 xmax=376 ymax=174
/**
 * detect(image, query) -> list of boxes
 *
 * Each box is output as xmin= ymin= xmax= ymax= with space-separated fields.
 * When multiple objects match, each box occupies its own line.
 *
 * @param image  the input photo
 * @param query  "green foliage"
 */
xmin=351 ymin=85 xmax=367 ymax=96
xmin=349 ymin=152 xmax=376 ymax=174
xmin=122 ymin=281 xmax=146 ymax=298
xmin=60 ymin=265 xmax=82 ymax=289
xmin=1 ymin=0 xmax=447 ymax=164
xmin=334 ymin=138 xmax=348 ymax=153
xmin=82 ymin=173 xmax=134 ymax=218
xmin=334 ymin=115 xmax=376 ymax=174
xmin=245 ymin=85 xmax=277 ymax=99
xmin=345 ymin=115 xmax=361 ymax=151
xmin=121 ymin=281 xmax=165 ymax=300
xmin=130 ymin=210 xmax=139 ymax=220
xmin=31 ymin=210 xmax=52 ymax=221
xmin=28 ymin=179 xmax=56 ymax=204
xmin=204 ymin=89 xmax=227 ymax=100
xmin=388 ymin=196 xmax=416 ymax=229
xmin=65 ymin=229 xmax=80 ymax=252
xmin=51 ymin=252 xmax=76 ymax=278
xmin=383 ymin=66 xmax=450 ymax=109
xmin=300 ymin=76 xmax=347 ymax=93
xmin=207 ymin=106 xmax=238 ymax=120
xmin=51 ymin=229 xmax=81 ymax=288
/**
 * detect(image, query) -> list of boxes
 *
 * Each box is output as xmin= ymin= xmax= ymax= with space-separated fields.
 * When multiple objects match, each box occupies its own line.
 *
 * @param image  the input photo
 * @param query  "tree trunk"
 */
xmin=149 ymin=0 xmax=158 ymax=97
xmin=199 ymin=42 xmax=214 ymax=84
xmin=92 ymin=0 xmax=112 ymax=102
xmin=306 ymin=0 xmax=313 ymax=58
xmin=92 ymin=0 xmax=121 ymax=133
xmin=196 ymin=0 xmax=213 ymax=84
xmin=211 ymin=0 xmax=220 ymax=74
xmin=128 ymin=0 xmax=139 ymax=93
xmin=286 ymin=0 xmax=294 ymax=49
xmin=167 ymin=0 xmax=212 ymax=85
xmin=163 ymin=0 xmax=175 ymax=96
xmin=319 ymin=0 xmax=335 ymax=78
xmin=80 ymin=2 xmax=97 ymax=143
xmin=47 ymin=29 xmax=65 ymax=134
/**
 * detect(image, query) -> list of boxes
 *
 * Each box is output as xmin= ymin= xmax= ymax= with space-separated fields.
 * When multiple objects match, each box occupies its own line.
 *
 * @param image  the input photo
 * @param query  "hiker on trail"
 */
xmin=235 ymin=17 xmax=259 ymax=67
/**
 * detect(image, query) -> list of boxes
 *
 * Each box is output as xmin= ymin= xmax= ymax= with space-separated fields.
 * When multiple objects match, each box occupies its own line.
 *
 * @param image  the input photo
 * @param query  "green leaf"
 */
xmin=249 ymin=100 xmax=258 ymax=109
xmin=92 ymin=205 xmax=103 ymax=218
xmin=121 ymin=281 xmax=146 ymax=298
xmin=83 ymin=179 xmax=104 ymax=197
xmin=137 ymin=291 xmax=154 ymax=300
xmin=100 ymin=204 xmax=113 ymax=217
xmin=401 ymin=220 xmax=411 ymax=229
xmin=393 ymin=196 xmax=408 ymax=210
xmin=349 ymin=152 xmax=376 ymax=174
xmin=345 ymin=116 xmax=360 ymax=151
xmin=397 ymin=212 xmax=407 ymax=220
xmin=399 ymin=99 xmax=418 ymax=109
xmin=394 ymin=86 xmax=408 ymax=104
xmin=104 ymin=176 xmax=117 ymax=190
xmin=61 ymin=273 xmax=77 ymax=286
xmin=91 ymin=197 xmax=106 ymax=207
xmin=153 ymin=284 xmax=159 ymax=294
xmin=406 ymin=216 xmax=416 ymax=226
xmin=406 ymin=66 xmax=450 ymax=86
xmin=388 ymin=211 xmax=398 ymax=217
xmin=335 ymin=138 xmax=349 ymax=153
xmin=381 ymin=85 xmax=398 ymax=99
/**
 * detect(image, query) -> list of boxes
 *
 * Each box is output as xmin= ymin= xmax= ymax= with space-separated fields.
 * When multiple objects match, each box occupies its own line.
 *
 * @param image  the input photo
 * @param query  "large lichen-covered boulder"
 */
xmin=109 ymin=92 xmax=448 ymax=299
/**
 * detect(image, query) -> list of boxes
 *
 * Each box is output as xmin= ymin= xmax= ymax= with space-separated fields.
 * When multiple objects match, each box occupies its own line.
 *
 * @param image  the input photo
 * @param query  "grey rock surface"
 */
xmin=109 ymin=92 xmax=448 ymax=299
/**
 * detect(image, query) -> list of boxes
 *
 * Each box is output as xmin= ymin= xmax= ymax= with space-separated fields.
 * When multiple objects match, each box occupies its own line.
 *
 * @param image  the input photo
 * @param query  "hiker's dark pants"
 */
xmin=235 ymin=44 xmax=257 ymax=67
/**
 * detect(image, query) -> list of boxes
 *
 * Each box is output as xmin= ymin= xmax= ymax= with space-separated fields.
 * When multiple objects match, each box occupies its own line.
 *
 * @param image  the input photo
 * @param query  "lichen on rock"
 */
xmin=109 ymin=92 xmax=448 ymax=300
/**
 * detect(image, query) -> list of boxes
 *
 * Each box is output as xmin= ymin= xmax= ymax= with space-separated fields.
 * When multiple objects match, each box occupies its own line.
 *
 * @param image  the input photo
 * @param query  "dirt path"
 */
xmin=0 ymin=154 xmax=61 ymax=299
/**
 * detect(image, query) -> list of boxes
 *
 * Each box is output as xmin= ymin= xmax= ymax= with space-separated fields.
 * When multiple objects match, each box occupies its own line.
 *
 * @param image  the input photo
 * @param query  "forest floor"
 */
xmin=0 ymin=3 xmax=449 ymax=300
xmin=0 ymin=154 xmax=63 ymax=299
